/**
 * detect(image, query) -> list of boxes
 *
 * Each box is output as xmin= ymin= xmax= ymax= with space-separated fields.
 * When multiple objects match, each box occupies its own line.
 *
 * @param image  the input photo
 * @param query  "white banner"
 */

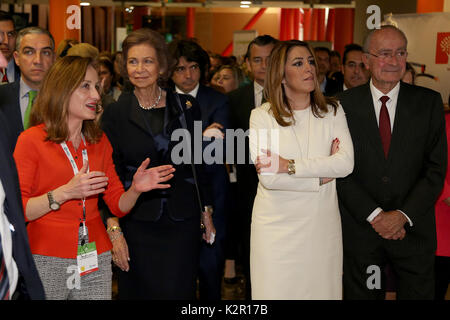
xmin=389 ymin=12 xmax=450 ymax=105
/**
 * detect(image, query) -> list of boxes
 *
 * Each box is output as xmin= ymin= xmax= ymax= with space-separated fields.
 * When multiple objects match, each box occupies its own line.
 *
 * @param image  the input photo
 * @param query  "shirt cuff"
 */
xmin=367 ymin=207 xmax=382 ymax=222
xmin=397 ymin=209 xmax=413 ymax=227
xmin=366 ymin=207 xmax=413 ymax=227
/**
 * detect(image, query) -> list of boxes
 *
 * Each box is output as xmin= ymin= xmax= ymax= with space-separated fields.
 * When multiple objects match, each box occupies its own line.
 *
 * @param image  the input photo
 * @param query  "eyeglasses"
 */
xmin=366 ymin=50 xmax=408 ymax=61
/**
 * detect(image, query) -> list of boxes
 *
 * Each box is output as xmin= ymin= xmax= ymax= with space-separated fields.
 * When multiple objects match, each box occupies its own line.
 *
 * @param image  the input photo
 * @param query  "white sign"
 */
xmin=233 ymin=30 xmax=258 ymax=60
xmin=389 ymin=12 xmax=450 ymax=103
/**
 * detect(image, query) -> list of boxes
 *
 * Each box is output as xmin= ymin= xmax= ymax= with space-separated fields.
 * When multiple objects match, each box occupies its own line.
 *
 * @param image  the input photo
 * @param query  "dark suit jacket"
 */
xmin=101 ymin=89 xmax=211 ymax=222
xmin=337 ymin=82 xmax=447 ymax=256
xmin=0 ymin=112 xmax=45 ymax=300
xmin=228 ymin=82 xmax=259 ymax=222
xmin=0 ymin=81 xmax=22 ymax=147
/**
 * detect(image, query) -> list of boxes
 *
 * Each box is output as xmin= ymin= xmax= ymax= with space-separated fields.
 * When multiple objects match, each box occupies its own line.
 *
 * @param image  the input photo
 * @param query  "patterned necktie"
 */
xmin=23 ymin=90 xmax=37 ymax=130
xmin=0 ymin=230 xmax=10 ymax=300
xmin=379 ymin=95 xmax=391 ymax=158
xmin=0 ymin=68 xmax=8 ymax=83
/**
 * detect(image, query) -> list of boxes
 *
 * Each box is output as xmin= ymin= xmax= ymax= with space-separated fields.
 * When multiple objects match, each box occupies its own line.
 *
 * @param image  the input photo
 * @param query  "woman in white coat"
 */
xmin=249 ymin=40 xmax=354 ymax=300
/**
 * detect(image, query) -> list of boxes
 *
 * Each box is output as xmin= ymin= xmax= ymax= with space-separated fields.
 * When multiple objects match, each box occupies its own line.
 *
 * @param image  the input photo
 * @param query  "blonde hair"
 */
xmin=30 ymin=56 xmax=102 ymax=144
xmin=265 ymin=40 xmax=337 ymax=127
xmin=67 ymin=43 xmax=99 ymax=59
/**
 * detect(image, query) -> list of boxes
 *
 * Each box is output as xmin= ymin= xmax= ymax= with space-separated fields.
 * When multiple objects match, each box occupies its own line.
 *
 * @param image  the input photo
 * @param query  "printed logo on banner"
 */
xmin=435 ymin=32 xmax=450 ymax=64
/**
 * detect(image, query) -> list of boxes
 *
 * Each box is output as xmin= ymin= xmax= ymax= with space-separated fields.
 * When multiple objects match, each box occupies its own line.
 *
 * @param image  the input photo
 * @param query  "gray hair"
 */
xmin=362 ymin=25 xmax=408 ymax=53
xmin=16 ymin=27 xmax=55 ymax=51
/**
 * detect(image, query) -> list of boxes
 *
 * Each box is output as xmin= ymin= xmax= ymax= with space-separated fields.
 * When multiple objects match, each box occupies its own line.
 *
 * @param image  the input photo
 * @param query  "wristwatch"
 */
xmin=47 ymin=191 xmax=61 ymax=211
xmin=287 ymin=159 xmax=296 ymax=175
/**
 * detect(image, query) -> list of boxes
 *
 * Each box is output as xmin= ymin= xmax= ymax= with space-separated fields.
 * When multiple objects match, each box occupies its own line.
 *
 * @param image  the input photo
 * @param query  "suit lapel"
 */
xmin=128 ymin=93 xmax=153 ymax=136
xmin=387 ymin=83 xmax=410 ymax=165
xmin=358 ymin=84 xmax=386 ymax=161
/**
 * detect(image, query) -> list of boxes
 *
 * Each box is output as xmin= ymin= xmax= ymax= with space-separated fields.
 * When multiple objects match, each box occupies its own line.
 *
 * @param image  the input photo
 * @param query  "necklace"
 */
xmin=137 ymin=87 xmax=162 ymax=110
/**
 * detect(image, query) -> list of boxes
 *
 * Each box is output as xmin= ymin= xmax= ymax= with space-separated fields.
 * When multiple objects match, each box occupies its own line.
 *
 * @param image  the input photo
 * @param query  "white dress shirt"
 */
xmin=6 ymin=59 xmax=15 ymax=83
xmin=366 ymin=79 xmax=413 ymax=226
xmin=254 ymin=81 xmax=264 ymax=108
xmin=175 ymin=83 xmax=200 ymax=98
xmin=0 ymin=179 xmax=18 ymax=299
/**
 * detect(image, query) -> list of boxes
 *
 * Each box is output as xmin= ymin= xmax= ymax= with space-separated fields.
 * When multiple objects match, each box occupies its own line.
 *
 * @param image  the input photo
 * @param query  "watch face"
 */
xmin=50 ymin=202 xmax=60 ymax=210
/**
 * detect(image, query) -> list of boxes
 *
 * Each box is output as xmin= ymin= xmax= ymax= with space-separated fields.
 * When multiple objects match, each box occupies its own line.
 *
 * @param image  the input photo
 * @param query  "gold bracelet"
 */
xmin=107 ymin=225 xmax=122 ymax=233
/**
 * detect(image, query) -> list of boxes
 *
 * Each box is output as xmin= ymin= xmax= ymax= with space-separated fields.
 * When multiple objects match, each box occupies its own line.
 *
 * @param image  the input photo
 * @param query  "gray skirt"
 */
xmin=32 ymin=225 xmax=112 ymax=300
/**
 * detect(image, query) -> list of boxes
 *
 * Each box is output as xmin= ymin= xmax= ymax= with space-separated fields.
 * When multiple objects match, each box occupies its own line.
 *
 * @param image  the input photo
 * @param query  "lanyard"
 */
xmin=60 ymin=134 xmax=89 ymax=236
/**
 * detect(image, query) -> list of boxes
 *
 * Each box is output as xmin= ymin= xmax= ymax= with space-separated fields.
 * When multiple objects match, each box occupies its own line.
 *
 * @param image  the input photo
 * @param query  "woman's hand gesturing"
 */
xmin=61 ymin=161 xmax=109 ymax=200
xmin=131 ymin=158 xmax=175 ymax=192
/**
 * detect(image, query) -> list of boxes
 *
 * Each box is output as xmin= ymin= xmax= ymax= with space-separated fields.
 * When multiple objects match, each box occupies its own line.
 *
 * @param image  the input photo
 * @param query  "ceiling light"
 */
xmin=80 ymin=2 xmax=90 ymax=6
xmin=240 ymin=5 xmax=250 ymax=8
xmin=241 ymin=1 xmax=251 ymax=4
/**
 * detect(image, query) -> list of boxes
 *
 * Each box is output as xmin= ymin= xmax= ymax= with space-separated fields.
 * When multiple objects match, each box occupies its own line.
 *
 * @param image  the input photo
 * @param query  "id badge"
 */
xmin=77 ymin=242 xmax=99 ymax=276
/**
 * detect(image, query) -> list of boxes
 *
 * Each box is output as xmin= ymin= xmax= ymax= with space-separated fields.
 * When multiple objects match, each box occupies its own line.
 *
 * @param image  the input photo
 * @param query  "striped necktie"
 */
xmin=379 ymin=95 xmax=391 ymax=158
xmin=0 ymin=231 xmax=10 ymax=300
xmin=0 ymin=68 xmax=8 ymax=83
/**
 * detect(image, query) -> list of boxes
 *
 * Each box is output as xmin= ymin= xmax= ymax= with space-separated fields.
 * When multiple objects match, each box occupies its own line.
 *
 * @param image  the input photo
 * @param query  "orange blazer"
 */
xmin=13 ymin=124 xmax=129 ymax=259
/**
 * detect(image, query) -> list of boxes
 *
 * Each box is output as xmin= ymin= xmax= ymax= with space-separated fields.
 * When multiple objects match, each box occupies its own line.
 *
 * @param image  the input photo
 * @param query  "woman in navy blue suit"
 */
xmin=101 ymin=28 xmax=215 ymax=300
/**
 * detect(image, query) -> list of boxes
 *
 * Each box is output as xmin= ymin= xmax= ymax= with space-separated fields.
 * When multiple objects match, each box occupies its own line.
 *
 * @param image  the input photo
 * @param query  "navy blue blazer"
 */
xmin=0 ymin=112 xmax=45 ymax=300
xmin=0 ymin=81 xmax=23 ymax=147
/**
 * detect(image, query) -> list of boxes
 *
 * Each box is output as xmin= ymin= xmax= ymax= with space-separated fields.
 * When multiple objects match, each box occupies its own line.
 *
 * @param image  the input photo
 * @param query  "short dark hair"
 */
xmin=245 ymin=35 xmax=278 ymax=60
xmin=168 ymin=39 xmax=210 ymax=83
xmin=314 ymin=46 xmax=331 ymax=57
xmin=0 ymin=11 xmax=15 ymax=27
xmin=342 ymin=43 xmax=363 ymax=65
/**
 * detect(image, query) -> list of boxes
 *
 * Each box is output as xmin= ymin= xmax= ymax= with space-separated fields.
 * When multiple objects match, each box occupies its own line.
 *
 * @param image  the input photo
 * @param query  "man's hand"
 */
xmin=370 ymin=210 xmax=407 ymax=240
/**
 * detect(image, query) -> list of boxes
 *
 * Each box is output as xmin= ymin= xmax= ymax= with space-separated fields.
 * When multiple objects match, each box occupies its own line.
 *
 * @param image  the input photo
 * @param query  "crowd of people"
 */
xmin=0 ymin=9 xmax=449 ymax=300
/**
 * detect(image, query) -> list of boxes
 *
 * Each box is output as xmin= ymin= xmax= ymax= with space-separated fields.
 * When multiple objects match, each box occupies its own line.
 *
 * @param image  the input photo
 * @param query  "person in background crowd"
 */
xmin=249 ymin=40 xmax=354 ymax=299
xmin=337 ymin=25 xmax=446 ymax=300
xmin=0 ymin=11 xmax=19 ymax=84
xmin=227 ymin=34 xmax=278 ymax=299
xmin=314 ymin=46 xmax=341 ymax=96
xmin=0 ymin=31 xmax=45 ymax=301
xmin=13 ymin=55 xmax=175 ymax=300
xmin=169 ymin=39 xmax=230 ymax=301
xmin=212 ymin=64 xmax=244 ymax=94
xmin=0 ymin=27 xmax=55 ymax=147
xmin=329 ymin=50 xmax=344 ymax=84
xmin=402 ymin=62 xmax=416 ymax=85
xmin=101 ymin=29 xmax=215 ymax=300
xmin=67 ymin=43 xmax=99 ymax=60
xmin=97 ymin=56 xmax=121 ymax=107
xmin=55 ymin=38 xmax=79 ymax=59
xmin=341 ymin=44 xmax=370 ymax=91
xmin=434 ymin=108 xmax=450 ymax=300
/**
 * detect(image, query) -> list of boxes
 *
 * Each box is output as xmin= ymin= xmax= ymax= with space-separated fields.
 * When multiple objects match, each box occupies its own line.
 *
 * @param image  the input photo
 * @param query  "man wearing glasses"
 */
xmin=337 ymin=25 xmax=446 ymax=299
xmin=0 ymin=11 xmax=19 ymax=84
xmin=341 ymin=43 xmax=370 ymax=91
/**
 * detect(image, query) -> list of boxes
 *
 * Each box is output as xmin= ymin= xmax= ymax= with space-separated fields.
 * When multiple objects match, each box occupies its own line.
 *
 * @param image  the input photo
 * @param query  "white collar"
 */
xmin=19 ymin=77 xmax=36 ymax=99
xmin=369 ymin=78 xmax=400 ymax=102
xmin=175 ymin=83 xmax=200 ymax=98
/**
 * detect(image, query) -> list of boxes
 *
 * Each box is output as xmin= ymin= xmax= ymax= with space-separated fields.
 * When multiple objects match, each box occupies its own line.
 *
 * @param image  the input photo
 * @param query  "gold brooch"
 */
xmin=185 ymin=100 xmax=192 ymax=108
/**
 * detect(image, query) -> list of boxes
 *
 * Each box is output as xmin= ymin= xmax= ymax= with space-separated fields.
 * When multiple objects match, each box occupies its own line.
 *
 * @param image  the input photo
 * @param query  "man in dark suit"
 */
xmin=339 ymin=44 xmax=370 ymax=92
xmin=227 ymin=35 xmax=278 ymax=299
xmin=0 ymin=27 xmax=55 ymax=146
xmin=337 ymin=25 xmax=447 ymax=300
xmin=314 ymin=46 xmax=342 ymax=96
xmin=0 ymin=101 xmax=45 ymax=300
xmin=169 ymin=39 xmax=230 ymax=300
xmin=0 ymin=11 xmax=20 ymax=84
